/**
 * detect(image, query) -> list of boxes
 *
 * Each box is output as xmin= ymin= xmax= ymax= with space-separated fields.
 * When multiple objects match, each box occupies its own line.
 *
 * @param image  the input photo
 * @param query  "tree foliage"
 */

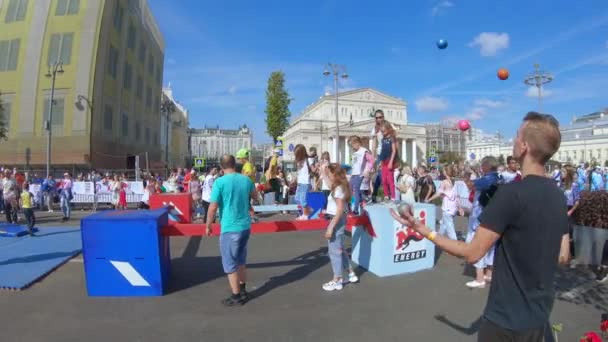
xmin=0 ymin=93 xmax=7 ymax=141
xmin=264 ymin=71 xmax=291 ymax=141
xmin=439 ymin=151 xmax=464 ymax=164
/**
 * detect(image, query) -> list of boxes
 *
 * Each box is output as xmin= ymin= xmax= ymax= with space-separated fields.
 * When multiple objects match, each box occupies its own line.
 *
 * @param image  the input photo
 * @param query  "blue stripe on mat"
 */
xmin=0 ymin=227 xmax=82 ymax=290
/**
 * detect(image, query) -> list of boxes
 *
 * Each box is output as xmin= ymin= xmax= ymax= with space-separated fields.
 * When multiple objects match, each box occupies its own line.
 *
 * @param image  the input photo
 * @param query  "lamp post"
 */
xmin=161 ymin=98 xmax=175 ymax=173
xmin=323 ymin=63 xmax=348 ymax=164
xmin=524 ymin=63 xmax=553 ymax=112
xmin=45 ymin=61 xmax=64 ymax=178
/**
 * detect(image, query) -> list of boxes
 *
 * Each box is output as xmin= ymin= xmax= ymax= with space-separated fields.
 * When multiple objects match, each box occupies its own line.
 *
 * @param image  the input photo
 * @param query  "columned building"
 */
xmin=282 ymin=88 xmax=426 ymax=167
xmin=189 ymin=125 xmax=252 ymax=163
xmin=424 ymin=122 xmax=467 ymax=158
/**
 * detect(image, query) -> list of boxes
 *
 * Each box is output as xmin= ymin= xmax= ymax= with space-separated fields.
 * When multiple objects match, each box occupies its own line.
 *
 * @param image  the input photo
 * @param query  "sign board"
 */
xmin=288 ymin=144 xmax=295 ymax=152
xmin=194 ymin=158 xmax=205 ymax=167
xmin=393 ymin=207 xmax=429 ymax=263
xmin=470 ymin=153 xmax=476 ymax=160
xmin=429 ymin=147 xmax=436 ymax=157
xmin=428 ymin=156 xmax=437 ymax=164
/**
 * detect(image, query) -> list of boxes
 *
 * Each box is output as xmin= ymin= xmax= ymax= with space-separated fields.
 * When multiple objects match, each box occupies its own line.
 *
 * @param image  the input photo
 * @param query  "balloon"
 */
xmin=497 ymin=68 xmax=509 ymax=80
xmin=436 ymin=39 xmax=448 ymax=49
xmin=458 ymin=120 xmax=471 ymax=131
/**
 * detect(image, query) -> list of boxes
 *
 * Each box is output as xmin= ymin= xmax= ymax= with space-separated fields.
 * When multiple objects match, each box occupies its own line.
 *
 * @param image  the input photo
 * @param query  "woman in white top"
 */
xmin=110 ymin=174 xmax=121 ymax=209
xmin=319 ymin=152 xmax=332 ymax=207
xmin=294 ymin=144 xmax=312 ymax=220
xmin=322 ymin=163 xmax=359 ymax=291
xmin=398 ymin=166 xmax=416 ymax=205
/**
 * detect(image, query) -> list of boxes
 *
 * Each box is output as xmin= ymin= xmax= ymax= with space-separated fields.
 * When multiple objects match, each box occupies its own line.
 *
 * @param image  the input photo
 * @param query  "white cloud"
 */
xmin=415 ymin=96 xmax=449 ymax=112
xmin=466 ymin=107 xmax=486 ymax=120
xmin=473 ymin=99 xmax=504 ymax=108
xmin=468 ymin=32 xmax=510 ymax=56
xmin=431 ymin=1 xmax=454 ymax=16
xmin=526 ymin=86 xmax=553 ymax=98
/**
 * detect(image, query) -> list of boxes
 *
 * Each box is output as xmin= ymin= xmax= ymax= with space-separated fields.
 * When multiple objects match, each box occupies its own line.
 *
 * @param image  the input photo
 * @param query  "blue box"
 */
xmin=81 ymin=209 xmax=170 ymax=296
xmin=306 ymin=192 xmax=327 ymax=219
xmin=352 ymin=203 xmax=436 ymax=277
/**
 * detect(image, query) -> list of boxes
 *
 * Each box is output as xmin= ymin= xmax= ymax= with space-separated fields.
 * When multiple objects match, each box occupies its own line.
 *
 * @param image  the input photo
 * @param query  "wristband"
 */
xmin=427 ymin=231 xmax=437 ymax=242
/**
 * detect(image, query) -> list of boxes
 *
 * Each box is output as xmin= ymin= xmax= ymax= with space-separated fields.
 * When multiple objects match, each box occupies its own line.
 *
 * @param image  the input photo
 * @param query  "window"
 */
xmin=107 ymin=45 xmax=118 ymax=78
xmin=123 ymin=63 xmax=132 ymax=90
xmin=135 ymin=121 xmax=140 ymax=141
xmin=148 ymin=54 xmax=154 ymax=75
xmin=135 ymin=75 xmax=143 ymax=99
xmin=103 ymin=105 xmax=113 ymax=131
xmin=0 ymin=101 xmax=11 ymax=131
xmin=127 ymin=22 xmax=136 ymax=50
xmin=55 ymin=0 xmax=79 ymax=16
xmin=43 ymin=98 xmax=65 ymax=129
xmin=5 ymin=0 xmax=28 ymax=22
xmin=145 ymin=86 xmax=151 ymax=107
xmin=48 ymin=33 xmax=73 ymax=66
xmin=113 ymin=2 xmax=123 ymax=32
xmin=138 ymin=41 xmax=146 ymax=64
xmin=145 ymin=127 xmax=150 ymax=143
xmin=0 ymin=39 xmax=20 ymax=71
xmin=121 ymin=113 xmax=128 ymax=137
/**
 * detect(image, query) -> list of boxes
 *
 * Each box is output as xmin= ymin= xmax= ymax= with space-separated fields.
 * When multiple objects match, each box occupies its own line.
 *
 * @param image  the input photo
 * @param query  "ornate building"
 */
xmin=424 ymin=122 xmax=467 ymax=160
xmin=281 ymin=88 xmax=426 ymax=166
xmin=189 ymin=125 xmax=252 ymax=163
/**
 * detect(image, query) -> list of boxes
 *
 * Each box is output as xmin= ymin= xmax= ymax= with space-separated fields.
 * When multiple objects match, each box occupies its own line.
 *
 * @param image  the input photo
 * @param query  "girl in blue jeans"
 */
xmin=322 ymin=163 xmax=358 ymax=291
xmin=294 ymin=144 xmax=314 ymax=220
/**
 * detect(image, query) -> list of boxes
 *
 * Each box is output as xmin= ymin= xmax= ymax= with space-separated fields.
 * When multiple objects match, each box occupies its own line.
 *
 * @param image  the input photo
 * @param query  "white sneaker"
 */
xmin=348 ymin=272 xmax=359 ymax=284
xmin=465 ymin=280 xmax=486 ymax=288
xmin=48 ymin=210 xmax=53 ymax=213
xmin=322 ymin=280 xmax=343 ymax=291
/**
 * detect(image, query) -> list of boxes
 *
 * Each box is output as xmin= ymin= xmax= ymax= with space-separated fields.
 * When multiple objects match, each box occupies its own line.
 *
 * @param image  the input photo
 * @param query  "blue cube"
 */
xmin=81 ymin=209 xmax=170 ymax=296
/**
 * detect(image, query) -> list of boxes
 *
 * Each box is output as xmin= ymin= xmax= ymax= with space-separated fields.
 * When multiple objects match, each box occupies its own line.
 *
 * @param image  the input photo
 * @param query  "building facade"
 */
xmin=424 ymin=122 xmax=467 ymax=160
xmin=189 ymin=125 xmax=253 ymax=163
xmin=161 ymin=85 xmax=189 ymax=168
xmin=0 ymin=0 xmax=164 ymax=171
xmin=281 ymin=88 xmax=426 ymax=166
xmin=466 ymin=111 xmax=608 ymax=166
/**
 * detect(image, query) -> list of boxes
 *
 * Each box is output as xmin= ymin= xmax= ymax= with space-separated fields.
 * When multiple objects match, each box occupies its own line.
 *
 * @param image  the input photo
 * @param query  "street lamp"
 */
xmin=161 ymin=98 xmax=175 ymax=173
xmin=524 ymin=63 xmax=553 ymax=112
xmin=45 ymin=61 xmax=64 ymax=178
xmin=323 ymin=63 xmax=348 ymax=164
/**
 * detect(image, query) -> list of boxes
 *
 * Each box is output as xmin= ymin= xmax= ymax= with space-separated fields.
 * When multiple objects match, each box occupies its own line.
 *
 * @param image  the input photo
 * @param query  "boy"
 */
xmin=20 ymin=183 xmax=35 ymax=235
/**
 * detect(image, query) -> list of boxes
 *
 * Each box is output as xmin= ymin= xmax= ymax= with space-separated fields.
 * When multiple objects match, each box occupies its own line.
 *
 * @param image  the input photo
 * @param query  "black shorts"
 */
xmin=477 ymin=319 xmax=546 ymax=342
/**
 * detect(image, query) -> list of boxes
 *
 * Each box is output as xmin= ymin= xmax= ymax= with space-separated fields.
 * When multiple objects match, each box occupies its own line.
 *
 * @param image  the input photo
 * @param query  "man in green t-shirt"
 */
xmin=206 ymin=154 xmax=257 ymax=306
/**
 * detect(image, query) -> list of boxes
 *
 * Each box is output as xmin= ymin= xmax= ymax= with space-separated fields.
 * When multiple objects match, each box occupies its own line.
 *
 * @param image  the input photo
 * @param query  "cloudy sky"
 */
xmin=149 ymin=0 xmax=608 ymax=142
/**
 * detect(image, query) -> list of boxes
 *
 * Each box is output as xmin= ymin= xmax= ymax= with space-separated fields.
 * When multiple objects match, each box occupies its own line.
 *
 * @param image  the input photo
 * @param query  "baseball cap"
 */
xmin=236 ymin=148 xmax=250 ymax=159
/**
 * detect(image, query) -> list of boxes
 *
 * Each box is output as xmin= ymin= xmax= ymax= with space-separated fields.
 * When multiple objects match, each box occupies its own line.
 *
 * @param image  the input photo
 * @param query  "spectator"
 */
xmin=60 ymin=173 xmax=73 ymax=221
xmin=20 ymin=183 xmax=35 ymax=235
xmin=41 ymin=175 xmax=56 ymax=212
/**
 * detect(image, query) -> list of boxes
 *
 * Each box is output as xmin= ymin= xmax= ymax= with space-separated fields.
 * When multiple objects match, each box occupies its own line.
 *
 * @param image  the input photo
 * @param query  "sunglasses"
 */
xmin=375 ymin=116 xmax=384 ymax=119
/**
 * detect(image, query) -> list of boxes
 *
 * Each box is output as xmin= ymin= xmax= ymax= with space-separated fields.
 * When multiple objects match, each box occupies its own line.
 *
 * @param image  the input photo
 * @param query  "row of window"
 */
xmin=4 ymin=0 xmax=80 ymax=23
xmin=103 ymin=105 xmax=159 ymax=145
xmin=0 ymin=32 xmax=73 ymax=72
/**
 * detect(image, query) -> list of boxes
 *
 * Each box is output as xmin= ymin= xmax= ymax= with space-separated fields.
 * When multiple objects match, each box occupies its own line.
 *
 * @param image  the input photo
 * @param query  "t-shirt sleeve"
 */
xmin=333 ymin=186 xmax=345 ymax=200
xmin=478 ymin=186 xmax=517 ymax=235
xmin=210 ymin=179 xmax=221 ymax=203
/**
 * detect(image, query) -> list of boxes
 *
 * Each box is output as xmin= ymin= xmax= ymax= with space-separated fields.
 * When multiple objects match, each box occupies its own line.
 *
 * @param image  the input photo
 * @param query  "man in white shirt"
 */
xmin=501 ymin=156 xmax=522 ymax=184
xmin=202 ymin=167 xmax=218 ymax=222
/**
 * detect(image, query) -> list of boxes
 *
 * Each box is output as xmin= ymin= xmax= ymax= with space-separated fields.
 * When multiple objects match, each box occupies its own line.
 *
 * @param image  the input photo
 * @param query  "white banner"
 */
xmin=69 ymin=181 xmax=145 ymax=203
xmin=73 ymin=182 xmax=95 ymax=195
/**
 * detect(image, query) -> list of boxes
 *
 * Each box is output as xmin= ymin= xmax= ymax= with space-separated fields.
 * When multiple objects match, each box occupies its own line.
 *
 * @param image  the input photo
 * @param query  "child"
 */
xmin=189 ymin=172 xmax=203 ymax=219
xmin=322 ymin=163 xmax=358 ymax=291
xmin=348 ymin=136 xmax=373 ymax=215
xmin=20 ymin=183 xmax=35 ymax=235
xmin=426 ymin=169 xmax=458 ymax=240
xmin=294 ymin=144 xmax=312 ymax=220
xmin=118 ymin=176 xmax=128 ymax=210
xmin=378 ymin=121 xmax=397 ymax=202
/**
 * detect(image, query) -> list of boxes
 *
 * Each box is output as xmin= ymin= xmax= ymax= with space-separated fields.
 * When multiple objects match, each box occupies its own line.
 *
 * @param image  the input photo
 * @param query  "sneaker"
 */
xmin=221 ymin=294 xmax=246 ymax=307
xmin=296 ymin=215 xmax=309 ymax=221
xmin=322 ymin=280 xmax=343 ymax=291
xmin=48 ymin=210 xmax=53 ymax=213
xmin=348 ymin=272 xmax=359 ymax=284
xmin=465 ymin=280 xmax=486 ymax=288
xmin=596 ymin=267 xmax=608 ymax=283
xmin=239 ymin=283 xmax=249 ymax=302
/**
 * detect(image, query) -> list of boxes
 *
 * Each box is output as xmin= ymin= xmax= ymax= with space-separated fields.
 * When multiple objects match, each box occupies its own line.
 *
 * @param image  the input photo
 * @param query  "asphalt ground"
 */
xmin=0 ymin=208 xmax=604 ymax=342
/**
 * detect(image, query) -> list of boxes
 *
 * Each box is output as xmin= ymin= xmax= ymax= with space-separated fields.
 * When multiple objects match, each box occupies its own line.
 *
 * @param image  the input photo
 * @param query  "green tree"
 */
xmin=439 ymin=151 xmax=464 ymax=164
xmin=604 ymin=160 xmax=608 ymax=167
xmin=264 ymin=71 xmax=291 ymax=141
xmin=0 ymin=93 xmax=7 ymax=141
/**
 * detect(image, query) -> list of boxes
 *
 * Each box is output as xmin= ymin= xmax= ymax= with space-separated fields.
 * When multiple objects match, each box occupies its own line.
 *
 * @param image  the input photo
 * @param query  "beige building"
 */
xmin=161 ymin=85 xmax=189 ymax=168
xmin=282 ymin=88 xmax=426 ymax=167
xmin=0 ymin=0 xmax=164 ymax=171
xmin=424 ymin=122 xmax=467 ymax=159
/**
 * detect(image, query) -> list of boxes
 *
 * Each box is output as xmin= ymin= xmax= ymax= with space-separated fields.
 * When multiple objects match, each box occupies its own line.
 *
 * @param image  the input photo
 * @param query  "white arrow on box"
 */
xmin=110 ymin=260 xmax=151 ymax=287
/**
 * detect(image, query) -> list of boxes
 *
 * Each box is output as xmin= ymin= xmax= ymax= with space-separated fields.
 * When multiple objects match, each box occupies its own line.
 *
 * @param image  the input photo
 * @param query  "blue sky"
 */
xmin=149 ymin=0 xmax=608 ymax=143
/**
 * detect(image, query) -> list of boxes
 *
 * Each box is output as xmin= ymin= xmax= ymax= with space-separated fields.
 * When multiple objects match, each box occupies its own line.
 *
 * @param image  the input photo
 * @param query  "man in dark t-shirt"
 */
xmin=391 ymin=112 xmax=571 ymax=342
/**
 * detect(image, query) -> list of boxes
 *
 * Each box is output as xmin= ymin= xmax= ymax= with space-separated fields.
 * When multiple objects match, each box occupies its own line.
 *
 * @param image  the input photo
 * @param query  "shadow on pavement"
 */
xmin=435 ymin=314 xmax=481 ymax=335
xmin=554 ymin=266 xmax=608 ymax=312
xmin=0 ymin=250 xmax=81 ymax=266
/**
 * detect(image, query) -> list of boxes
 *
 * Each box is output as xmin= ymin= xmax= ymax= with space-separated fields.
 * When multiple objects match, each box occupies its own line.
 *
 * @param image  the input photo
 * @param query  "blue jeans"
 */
xmin=220 ymin=230 xmax=251 ymax=273
xmin=439 ymin=213 xmax=457 ymax=240
xmin=327 ymin=216 xmax=350 ymax=278
xmin=372 ymin=169 xmax=382 ymax=200
xmin=295 ymin=183 xmax=310 ymax=208
xmin=349 ymin=175 xmax=363 ymax=214
xmin=60 ymin=196 xmax=71 ymax=219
